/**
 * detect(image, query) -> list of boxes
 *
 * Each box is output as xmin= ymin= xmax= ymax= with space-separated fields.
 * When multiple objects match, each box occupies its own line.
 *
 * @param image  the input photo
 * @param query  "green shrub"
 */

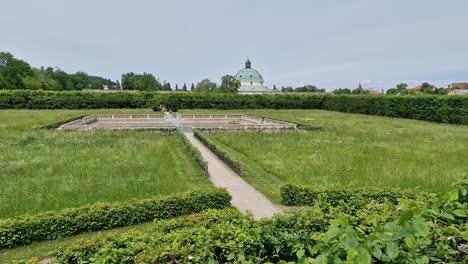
xmin=280 ymin=184 xmax=417 ymax=207
xmin=1 ymin=91 xmax=467 ymax=125
xmin=193 ymin=129 xmax=244 ymax=175
xmin=0 ymin=188 xmax=231 ymax=248
xmin=54 ymin=179 xmax=468 ymax=263
xmin=177 ymin=130 xmax=207 ymax=171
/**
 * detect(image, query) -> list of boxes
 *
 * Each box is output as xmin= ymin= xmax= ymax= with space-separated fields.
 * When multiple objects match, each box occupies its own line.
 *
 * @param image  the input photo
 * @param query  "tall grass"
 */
xmin=0 ymin=110 xmax=211 ymax=218
xmin=181 ymin=109 xmax=468 ymax=202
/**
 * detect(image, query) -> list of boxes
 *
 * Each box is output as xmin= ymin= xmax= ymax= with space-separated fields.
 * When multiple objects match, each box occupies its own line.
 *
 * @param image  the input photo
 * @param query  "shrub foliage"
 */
xmin=177 ymin=130 xmax=208 ymax=172
xmin=0 ymin=91 xmax=467 ymax=124
xmin=193 ymin=129 xmax=244 ymax=175
xmin=54 ymin=180 xmax=468 ymax=263
xmin=0 ymin=189 xmax=231 ymax=248
xmin=280 ymin=184 xmax=417 ymax=206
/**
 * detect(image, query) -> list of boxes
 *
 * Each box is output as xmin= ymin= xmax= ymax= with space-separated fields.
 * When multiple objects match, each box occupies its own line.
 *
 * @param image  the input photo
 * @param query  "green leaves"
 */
xmin=0 ymin=189 xmax=231 ymax=248
xmin=384 ymin=242 xmax=399 ymax=261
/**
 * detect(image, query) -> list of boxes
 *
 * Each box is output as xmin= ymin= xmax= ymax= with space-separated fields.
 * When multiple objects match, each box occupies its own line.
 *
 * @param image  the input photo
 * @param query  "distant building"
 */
xmin=448 ymin=82 xmax=468 ymax=89
xmin=444 ymin=82 xmax=468 ymax=95
xmin=410 ymin=84 xmax=437 ymax=92
xmin=367 ymin=88 xmax=382 ymax=95
xmin=234 ymin=59 xmax=272 ymax=94
xmin=448 ymin=89 xmax=468 ymax=95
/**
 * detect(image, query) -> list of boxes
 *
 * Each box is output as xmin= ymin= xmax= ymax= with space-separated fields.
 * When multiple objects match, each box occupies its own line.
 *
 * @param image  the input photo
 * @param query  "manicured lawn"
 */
xmin=182 ymin=109 xmax=468 ymax=202
xmin=0 ymin=110 xmax=211 ymax=218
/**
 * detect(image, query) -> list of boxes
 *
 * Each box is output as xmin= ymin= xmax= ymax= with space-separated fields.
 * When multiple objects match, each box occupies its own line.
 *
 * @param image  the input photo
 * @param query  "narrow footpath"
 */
xmin=183 ymin=131 xmax=283 ymax=219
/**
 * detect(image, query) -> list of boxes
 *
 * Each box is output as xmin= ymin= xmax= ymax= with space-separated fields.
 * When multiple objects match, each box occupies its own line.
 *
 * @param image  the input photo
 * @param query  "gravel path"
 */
xmin=183 ymin=132 xmax=282 ymax=219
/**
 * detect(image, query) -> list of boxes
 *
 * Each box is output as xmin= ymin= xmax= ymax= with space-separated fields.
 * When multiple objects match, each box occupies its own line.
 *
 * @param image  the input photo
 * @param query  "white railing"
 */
xmin=95 ymin=114 xmax=165 ymax=119
xmin=177 ymin=114 xmax=243 ymax=119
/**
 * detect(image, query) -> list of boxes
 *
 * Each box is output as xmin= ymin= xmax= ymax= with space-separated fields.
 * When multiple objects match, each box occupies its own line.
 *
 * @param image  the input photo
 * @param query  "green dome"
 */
xmin=234 ymin=68 xmax=264 ymax=83
xmin=234 ymin=60 xmax=264 ymax=83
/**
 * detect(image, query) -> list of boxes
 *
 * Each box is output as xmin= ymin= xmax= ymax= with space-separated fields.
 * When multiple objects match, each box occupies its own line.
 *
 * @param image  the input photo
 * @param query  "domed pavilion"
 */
xmin=234 ymin=59 xmax=271 ymax=94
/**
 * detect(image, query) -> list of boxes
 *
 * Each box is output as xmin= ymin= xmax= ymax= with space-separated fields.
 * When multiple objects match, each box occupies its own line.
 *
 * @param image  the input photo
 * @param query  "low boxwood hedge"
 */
xmin=280 ymin=184 xmax=417 ymax=207
xmin=177 ymin=130 xmax=208 ymax=172
xmin=193 ymin=129 xmax=244 ymax=175
xmin=0 ymin=188 xmax=231 ymax=248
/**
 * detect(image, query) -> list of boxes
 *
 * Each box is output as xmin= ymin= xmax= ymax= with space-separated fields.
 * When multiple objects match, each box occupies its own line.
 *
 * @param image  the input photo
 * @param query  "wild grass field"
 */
xmin=182 ymin=109 xmax=468 ymax=202
xmin=0 ymin=109 xmax=211 ymax=218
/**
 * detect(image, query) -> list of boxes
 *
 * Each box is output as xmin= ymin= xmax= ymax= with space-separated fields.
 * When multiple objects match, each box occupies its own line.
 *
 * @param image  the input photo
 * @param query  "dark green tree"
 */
xmin=219 ymin=75 xmax=240 ymax=93
xmin=420 ymin=82 xmax=434 ymax=94
xmin=183 ymin=83 xmax=188 ymax=91
xmin=194 ymin=79 xmax=217 ymax=92
xmin=333 ymin=88 xmax=352 ymax=94
xmin=0 ymin=52 xmax=34 ymax=89
xmin=295 ymin=85 xmax=319 ymax=92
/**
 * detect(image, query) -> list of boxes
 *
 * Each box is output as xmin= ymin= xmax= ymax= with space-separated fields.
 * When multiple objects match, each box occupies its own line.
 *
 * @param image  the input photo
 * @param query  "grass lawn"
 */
xmin=181 ymin=109 xmax=468 ymax=202
xmin=0 ymin=109 xmax=212 ymax=218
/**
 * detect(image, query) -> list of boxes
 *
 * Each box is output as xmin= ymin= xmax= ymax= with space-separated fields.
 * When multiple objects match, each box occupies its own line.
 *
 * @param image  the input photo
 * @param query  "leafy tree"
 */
xmin=161 ymin=81 xmax=172 ymax=91
xmin=0 ymin=52 xmax=34 ymax=89
xmin=121 ymin=72 xmax=161 ymax=91
xmin=190 ymin=83 xmax=195 ymax=91
xmin=395 ymin=83 xmax=408 ymax=95
xmin=219 ymin=75 xmax=240 ymax=93
xmin=282 ymin=86 xmax=293 ymax=92
xmin=333 ymin=88 xmax=352 ymax=94
xmin=22 ymin=76 xmax=42 ymax=90
xmin=183 ymin=83 xmax=188 ymax=91
xmin=295 ymin=85 xmax=319 ymax=93
xmin=352 ymin=86 xmax=369 ymax=94
xmin=420 ymin=82 xmax=434 ymax=94
xmin=194 ymin=79 xmax=217 ymax=92
xmin=386 ymin=88 xmax=398 ymax=95
xmin=175 ymin=84 xmax=179 ymax=91
xmin=434 ymin=87 xmax=447 ymax=95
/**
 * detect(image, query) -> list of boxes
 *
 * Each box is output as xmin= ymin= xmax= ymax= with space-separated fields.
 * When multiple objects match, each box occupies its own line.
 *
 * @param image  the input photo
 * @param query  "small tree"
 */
xmin=183 ymin=83 xmax=188 ymax=91
xmin=420 ymin=82 xmax=434 ymax=94
xmin=219 ymin=75 xmax=240 ymax=93
xmin=386 ymin=88 xmax=398 ymax=95
xmin=194 ymin=79 xmax=217 ymax=92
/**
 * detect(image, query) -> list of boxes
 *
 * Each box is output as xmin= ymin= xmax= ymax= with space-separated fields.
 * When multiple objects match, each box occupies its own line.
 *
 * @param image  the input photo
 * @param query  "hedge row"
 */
xmin=193 ymin=129 xmax=244 ymax=175
xmin=1 ymin=90 xmax=467 ymax=125
xmin=280 ymin=184 xmax=417 ymax=207
xmin=0 ymin=90 xmax=156 ymax=109
xmin=0 ymin=188 xmax=231 ymax=248
xmin=177 ymin=130 xmax=208 ymax=173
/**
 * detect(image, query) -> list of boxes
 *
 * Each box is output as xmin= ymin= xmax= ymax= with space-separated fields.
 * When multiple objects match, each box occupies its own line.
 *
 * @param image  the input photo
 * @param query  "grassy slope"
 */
xmin=0 ymin=109 xmax=211 ymax=217
xmin=181 ymin=109 xmax=468 ymax=202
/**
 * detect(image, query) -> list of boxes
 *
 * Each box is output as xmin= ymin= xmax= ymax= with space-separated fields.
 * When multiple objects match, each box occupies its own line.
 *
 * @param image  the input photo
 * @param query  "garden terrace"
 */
xmin=58 ymin=113 xmax=298 ymax=131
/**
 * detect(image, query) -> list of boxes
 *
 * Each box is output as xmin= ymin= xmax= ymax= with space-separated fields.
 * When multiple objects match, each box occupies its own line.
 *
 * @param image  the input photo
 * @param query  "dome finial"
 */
xmin=245 ymin=58 xmax=251 ymax=69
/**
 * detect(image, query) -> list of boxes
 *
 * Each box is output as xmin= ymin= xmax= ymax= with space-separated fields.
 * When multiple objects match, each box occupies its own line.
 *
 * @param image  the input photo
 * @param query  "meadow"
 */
xmin=0 ymin=109 xmax=211 ymax=218
xmin=182 ymin=109 xmax=468 ymax=202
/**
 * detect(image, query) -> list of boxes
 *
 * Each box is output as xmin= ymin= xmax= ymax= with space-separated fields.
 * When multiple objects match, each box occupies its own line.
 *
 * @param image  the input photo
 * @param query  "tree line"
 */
xmin=0 ymin=51 xmax=455 ymax=95
xmin=0 ymin=52 xmax=117 ymax=90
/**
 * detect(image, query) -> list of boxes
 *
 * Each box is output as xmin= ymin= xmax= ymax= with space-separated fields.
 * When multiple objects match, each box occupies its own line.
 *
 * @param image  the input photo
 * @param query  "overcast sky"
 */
xmin=2 ymin=0 xmax=467 ymax=90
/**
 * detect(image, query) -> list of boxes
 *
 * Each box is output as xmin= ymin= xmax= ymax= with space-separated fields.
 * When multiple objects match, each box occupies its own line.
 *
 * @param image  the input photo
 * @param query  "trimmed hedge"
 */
xmin=1 ymin=90 xmax=467 ymax=125
xmin=193 ymin=129 xmax=244 ymax=175
xmin=0 ymin=188 xmax=231 ymax=248
xmin=0 ymin=90 xmax=157 ymax=109
xmin=280 ymin=184 xmax=417 ymax=207
xmin=177 ymin=130 xmax=208 ymax=173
